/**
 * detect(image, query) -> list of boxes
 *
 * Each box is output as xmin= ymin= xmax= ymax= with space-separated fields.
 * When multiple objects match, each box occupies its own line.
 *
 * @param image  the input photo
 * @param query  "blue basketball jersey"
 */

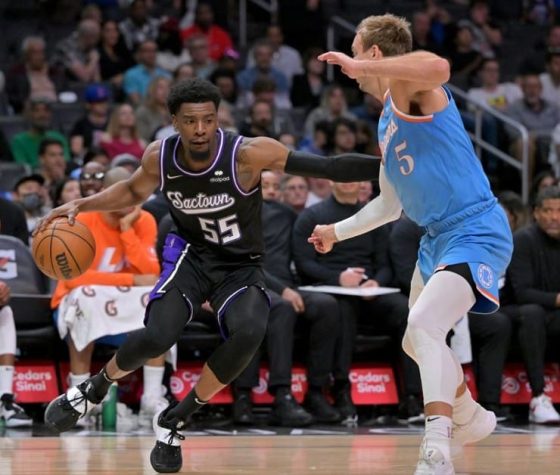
xmin=378 ymin=86 xmax=494 ymax=227
xmin=377 ymin=86 xmax=513 ymax=313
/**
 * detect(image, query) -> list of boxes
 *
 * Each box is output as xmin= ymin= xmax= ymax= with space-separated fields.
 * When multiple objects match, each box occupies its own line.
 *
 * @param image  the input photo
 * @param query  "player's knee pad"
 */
xmin=0 ymin=306 xmax=16 ymax=355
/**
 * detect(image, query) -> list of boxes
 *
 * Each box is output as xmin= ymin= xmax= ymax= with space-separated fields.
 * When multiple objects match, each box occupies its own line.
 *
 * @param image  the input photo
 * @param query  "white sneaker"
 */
xmin=0 ymin=394 xmax=33 ymax=428
xmin=529 ymin=394 xmax=560 ymax=424
xmin=453 ymin=403 xmax=496 ymax=446
xmin=414 ymin=440 xmax=455 ymax=475
xmin=139 ymin=386 xmax=169 ymax=427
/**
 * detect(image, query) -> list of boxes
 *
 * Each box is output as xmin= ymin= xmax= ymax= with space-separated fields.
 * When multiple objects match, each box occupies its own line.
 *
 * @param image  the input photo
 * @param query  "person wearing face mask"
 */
xmin=12 ymin=174 xmax=50 ymax=240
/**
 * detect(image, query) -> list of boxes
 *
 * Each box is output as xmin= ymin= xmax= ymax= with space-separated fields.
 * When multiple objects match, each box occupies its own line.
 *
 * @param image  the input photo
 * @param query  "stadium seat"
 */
xmin=0 ymin=162 xmax=30 ymax=193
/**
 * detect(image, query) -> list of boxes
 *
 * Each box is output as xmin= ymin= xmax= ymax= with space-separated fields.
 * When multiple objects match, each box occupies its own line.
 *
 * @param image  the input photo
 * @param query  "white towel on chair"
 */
xmin=57 ymin=285 xmax=177 ymax=369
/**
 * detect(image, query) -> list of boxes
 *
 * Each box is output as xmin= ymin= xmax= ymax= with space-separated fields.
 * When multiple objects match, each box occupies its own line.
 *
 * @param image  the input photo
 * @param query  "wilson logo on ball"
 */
xmin=55 ymin=252 xmax=73 ymax=279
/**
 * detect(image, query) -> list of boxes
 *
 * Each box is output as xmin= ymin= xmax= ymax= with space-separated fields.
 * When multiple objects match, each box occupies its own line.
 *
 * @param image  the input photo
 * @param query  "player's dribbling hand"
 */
xmin=33 ymin=201 xmax=81 ymax=235
xmin=318 ymin=52 xmax=362 ymax=79
xmin=308 ymin=224 xmax=337 ymax=254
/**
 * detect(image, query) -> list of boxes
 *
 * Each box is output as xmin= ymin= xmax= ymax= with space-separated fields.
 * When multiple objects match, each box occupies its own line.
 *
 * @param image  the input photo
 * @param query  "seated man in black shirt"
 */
xmin=292 ymin=181 xmax=422 ymax=424
xmin=506 ymin=186 xmax=560 ymax=423
xmin=390 ymin=214 xmax=512 ymax=421
xmin=233 ymin=173 xmax=341 ymax=426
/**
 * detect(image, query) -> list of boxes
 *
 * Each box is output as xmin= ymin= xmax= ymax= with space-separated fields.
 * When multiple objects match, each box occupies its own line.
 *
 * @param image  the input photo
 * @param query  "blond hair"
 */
xmin=107 ymin=104 xmax=139 ymax=140
xmin=357 ymin=14 xmax=412 ymax=57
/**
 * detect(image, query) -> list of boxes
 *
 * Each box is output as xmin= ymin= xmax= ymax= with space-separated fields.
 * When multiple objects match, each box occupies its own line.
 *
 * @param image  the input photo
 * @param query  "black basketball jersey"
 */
xmin=159 ymin=129 xmax=264 ymax=260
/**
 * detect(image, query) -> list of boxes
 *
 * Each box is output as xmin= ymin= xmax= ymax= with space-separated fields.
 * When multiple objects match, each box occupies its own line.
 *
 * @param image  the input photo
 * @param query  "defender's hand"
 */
xmin=318 ymin=52 xmax=363 ymax=79
xmin=308 ymin=224 xmax=337 ymax=254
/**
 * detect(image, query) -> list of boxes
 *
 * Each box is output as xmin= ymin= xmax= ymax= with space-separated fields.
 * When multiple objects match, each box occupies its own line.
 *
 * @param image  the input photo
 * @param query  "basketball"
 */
xmin=32 ymin=217 xmax=96 ymax=280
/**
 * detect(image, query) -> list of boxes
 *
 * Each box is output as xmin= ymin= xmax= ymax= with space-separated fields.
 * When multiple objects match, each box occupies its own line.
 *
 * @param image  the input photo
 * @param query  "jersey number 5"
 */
xmin=198 ymin=214 xmax=241 ymax=245
xmin=395 ymin=140 xmax=414 ymax=176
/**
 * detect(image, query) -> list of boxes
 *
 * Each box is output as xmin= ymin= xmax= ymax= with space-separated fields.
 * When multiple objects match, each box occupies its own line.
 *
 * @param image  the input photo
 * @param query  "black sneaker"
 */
xmin=44 ymin=379 xmax=104 ymax=433
xmin=150 ymin=402 xmax=186 ymax=473
xmin=232 ymin=391 xmax=255 ymax=425
xmin=304 ymin=391 xmax=341 ymax=424
xmin=333 ymin=388 xmax=357 ymax=425
xmin=0 ymin=393 xmax=32 ymax=428
xmin=269 ymin=390 xmax=313 ymax=427
xmin=398 ymin=395 xmax=425 ymax=425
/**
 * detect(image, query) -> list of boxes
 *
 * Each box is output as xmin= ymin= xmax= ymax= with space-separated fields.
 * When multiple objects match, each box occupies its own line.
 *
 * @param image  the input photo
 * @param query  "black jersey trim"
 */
xmin=172 ymin=128 xmax=225 ymax=177
xmin=231 ymin=135 xmax=260 ymax=197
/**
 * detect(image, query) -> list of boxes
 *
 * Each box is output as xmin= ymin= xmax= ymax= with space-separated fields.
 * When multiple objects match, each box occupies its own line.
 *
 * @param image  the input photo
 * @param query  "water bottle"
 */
xmin=102 ymin=383 xmax=118 ymax=430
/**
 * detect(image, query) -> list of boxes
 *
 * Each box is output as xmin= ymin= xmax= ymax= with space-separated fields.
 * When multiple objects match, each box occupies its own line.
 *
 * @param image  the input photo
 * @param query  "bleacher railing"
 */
xmin=238 ymin=0 xmax=278 ymax=50
xmin=447 ymin=84 xmax=530 ymax=204
xmin=326 ymin=16 xmax=530 ymax=204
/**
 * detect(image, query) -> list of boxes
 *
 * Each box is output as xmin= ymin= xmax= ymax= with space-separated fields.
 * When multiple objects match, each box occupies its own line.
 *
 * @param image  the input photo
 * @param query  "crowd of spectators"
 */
xmin=1 ymin=0 xmax=560 ymax=427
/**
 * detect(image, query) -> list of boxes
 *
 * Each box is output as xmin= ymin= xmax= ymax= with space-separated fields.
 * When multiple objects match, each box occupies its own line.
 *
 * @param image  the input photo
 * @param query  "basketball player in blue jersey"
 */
xmin=309 ymin=14 xmax=513 ymax=475
xmin=36 ymin=78 xmax=380 ymax=474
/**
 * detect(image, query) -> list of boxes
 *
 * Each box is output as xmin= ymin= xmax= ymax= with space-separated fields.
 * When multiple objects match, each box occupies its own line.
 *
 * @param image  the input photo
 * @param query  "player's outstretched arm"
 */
xmin=308 ymin=165 xmax=402 ymax=253
xmin=34 ymin=141 xmax=161 ymax=234
xmin=239 ymin=136 xmax=380 ymax=182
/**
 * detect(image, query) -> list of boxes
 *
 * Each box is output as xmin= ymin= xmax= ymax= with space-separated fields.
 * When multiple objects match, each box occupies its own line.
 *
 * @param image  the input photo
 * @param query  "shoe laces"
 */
xmin=65 ymin=385 xmax=90 ymax=416
xmin=165 ymin=422 xmax=185 ymax=445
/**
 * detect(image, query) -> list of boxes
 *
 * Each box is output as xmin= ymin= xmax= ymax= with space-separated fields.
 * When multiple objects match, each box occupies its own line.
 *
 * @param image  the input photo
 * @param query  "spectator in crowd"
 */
xmin=5 ymin=36 xmax=61 ymax=113
xmin=79 ymin=159 xmax=107 ymax=198
xmin=209 ymin=68 xmax=238 ymax=107
xmin=136 ymin=77 xmax=172 ymax=142
xmin=99 ymin=19 xmax=134 ymax=89
xmin=70 ymin=84 xmax=111 ymax=158
xmin=110 ymin=153 xmax=141 ymax=174
xmin=540 ymin=51 xmax=560 ymax=106
xmin=12 ymin=174 xmax=50 ymax=239
xmin=355 ymin=120 xmax=379 ymax=155
xmin=278 ymin=0 xmax=325 ymax=51
xmin=233 ymin=192 xmax=340 ymax=427
xmin=548 ymin=123 xmax=560 ymax=176
xmin=50 ymin=167 xmax=166 ymax=427
xmin=306 ymin=177 xmax=332 ymax=208
xmin=467 ymin=59 xmax=522 ymax=111
xmin=36 ymin=138 xmax=67 ymax=190
xmin=281 ymin=175 xmax=309 ymax=214
xmin=123 ymin=40 xmax=172 ymax=106
xmin=389 ymin=214 xmax=512 ymax=421
xmin=0 ymin=197 xmax=29 ymax=245
xmin=524 ymin=0 xmax=555 ymax=26
xmin=50 ymin=177 xmax=81 ymax=207
xmin=10 ymin=98 xmax=70 ymax=169
xmin=247 ymin=25 xmax=303 ymax=87
xmin=522 ymin=24 xmax=560 ymax=73
xmin=447 ymin=23 xmax=483 ymax=88
xmin=505 ymin=186 xmax=560 ymax=423
xmin=351 ymin=95 xmax=383 ymax=135
xmin=298 ymin=120 xmax=331 ymax=156
xmin=174 ymin=62 xmax=195 ymax=82
xmin=498 ymin=191 xmax=529 ymax=232
xmin=290 ymin=47 xmax=327 ymax=112
xmin=293 ymin=181 xmax=423 ymax=424
xmin=238 ymin=98 xmax=293 ymax=139
xmin=459 ymin=0 xmax=502 ymax=59
xmin=411 ymin=10 xmax=442 ymax=53
xmin=0 ymin=281 xmax=33 ymax=427
xmin=185 ymin=34 xmax=216 ymax=79
xmin=237 ymin=40 xmax=290 ymax=109
xmin=531 ymin=170 xmax=558 ymax=202
xmin=358 ymin=180 xmax=373 ymax=204
xmin=180 ymin=2 xmax=234 ymax=61
xmin=52 ymin=19 xmax=101 ymax=83
xmin=261 ymin=170 xmax=282 ymax=202
xmin=118 ymin=0 xmax=161 ymax=52
xmin=217 ymin=103 xmax=238 ymax=133
xmin=330 ymin=118 xmax=358 ymax=155
xmin=100 ymin=104 xmax=147 ymax=160
xmin=506 ymin=73 xmax=560 ymax=181
xmin=304 ymin=85 xmax=356 ymax=139
xmin=155 ymin=18 xmax=191 ymax=74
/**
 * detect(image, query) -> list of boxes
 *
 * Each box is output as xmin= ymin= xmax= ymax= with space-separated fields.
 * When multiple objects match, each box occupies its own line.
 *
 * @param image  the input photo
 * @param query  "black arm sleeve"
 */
xmin=285 ymin=150 xmax=381 ymax=182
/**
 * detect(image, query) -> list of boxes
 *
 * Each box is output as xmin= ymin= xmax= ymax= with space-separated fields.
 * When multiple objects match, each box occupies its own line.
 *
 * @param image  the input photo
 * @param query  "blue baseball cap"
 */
xmin=85 ymin=84 xmax=110 ymax=103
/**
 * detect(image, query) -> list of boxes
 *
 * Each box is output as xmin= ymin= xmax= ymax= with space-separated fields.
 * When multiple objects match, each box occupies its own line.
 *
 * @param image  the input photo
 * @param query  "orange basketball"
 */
xmin=32 ymin=217 xmax=96 ymax=280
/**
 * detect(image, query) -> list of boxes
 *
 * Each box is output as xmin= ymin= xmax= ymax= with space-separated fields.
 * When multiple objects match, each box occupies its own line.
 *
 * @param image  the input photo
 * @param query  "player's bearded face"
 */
xmin=174 ymin=103 xmax=219 ymax=162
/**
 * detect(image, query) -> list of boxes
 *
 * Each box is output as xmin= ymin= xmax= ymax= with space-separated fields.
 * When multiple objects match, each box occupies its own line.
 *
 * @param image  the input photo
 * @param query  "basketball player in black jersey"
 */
xmin=37 ymin=78 xmax=380 ymax=473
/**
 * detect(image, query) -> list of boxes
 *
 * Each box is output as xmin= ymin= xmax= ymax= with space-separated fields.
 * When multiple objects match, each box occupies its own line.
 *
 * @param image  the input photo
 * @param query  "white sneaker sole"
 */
xmin=451 ymin=405 xmax=496 ymax=458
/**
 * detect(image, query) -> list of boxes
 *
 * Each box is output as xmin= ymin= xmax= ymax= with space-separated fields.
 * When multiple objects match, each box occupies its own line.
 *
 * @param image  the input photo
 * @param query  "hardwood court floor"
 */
xmin=1 ymin=430 xmax=560 ymax=474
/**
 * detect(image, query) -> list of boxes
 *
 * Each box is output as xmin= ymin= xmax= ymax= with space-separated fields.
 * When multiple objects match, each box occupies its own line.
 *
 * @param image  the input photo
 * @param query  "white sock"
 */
xmin=143 ymin=365 xmax=165 ymax=399
xmin=69 ymin=372 xmax=91 ymax=388
xmin=425 ymin=415 xmax=452 ymax=460
xmin=453 ymin=387 xmax=478 ymax=425
xmin=0 ymin=365 xmax=14 ymax=396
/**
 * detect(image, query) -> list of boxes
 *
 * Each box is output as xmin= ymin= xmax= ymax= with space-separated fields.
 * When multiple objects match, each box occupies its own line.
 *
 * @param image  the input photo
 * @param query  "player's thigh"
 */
xmin=409 ymin=263 xmax=424 ymax=308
